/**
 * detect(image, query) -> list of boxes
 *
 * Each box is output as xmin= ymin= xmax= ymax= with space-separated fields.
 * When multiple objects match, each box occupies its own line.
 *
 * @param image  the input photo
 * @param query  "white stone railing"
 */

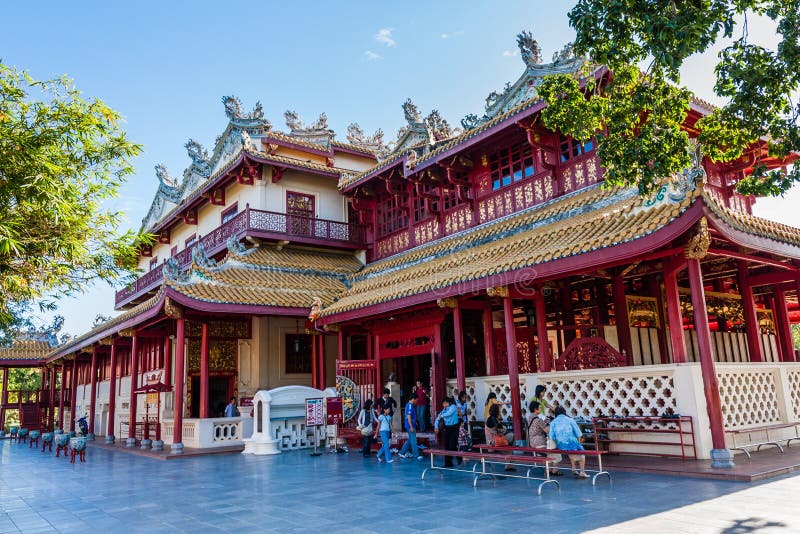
xmin=162 ymin=417 xmax=251 ymax=449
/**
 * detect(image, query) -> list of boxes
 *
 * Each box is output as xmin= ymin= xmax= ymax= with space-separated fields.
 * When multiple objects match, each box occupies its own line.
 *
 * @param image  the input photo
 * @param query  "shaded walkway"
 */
xmin=1 ymin=440 xmax=799 ymax=533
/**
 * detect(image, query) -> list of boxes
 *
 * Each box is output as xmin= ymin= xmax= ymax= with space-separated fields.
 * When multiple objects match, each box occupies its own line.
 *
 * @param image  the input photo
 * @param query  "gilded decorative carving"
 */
xmin=164 ymin=296 xmax=183 ymax=319
xmin=684 ymin=217 xmax=710 ymax=259
xmin=323 ymin=324 xmax=340 ymax=332
xmin=436 ymin=297 xmax=458 ymax=309
xmin=118 ymin=328 xmax=136 ymax=338
xmin=486 ymin=286 xmax=509 ymax=298
xmin=98 ymin=337 xmax=114 ymax=346
xmin=187 ymin=338 xmax=238 ymax=373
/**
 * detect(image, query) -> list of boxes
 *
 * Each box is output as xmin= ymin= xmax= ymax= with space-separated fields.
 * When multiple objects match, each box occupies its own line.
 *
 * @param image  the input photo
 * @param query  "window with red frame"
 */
xmin=490 ymin=142 xmax=536 ymax=190
xmin=376 ymin=193 xmax=408 ymax=237
xmin=559 ymin=135 xmax=595 ymax=162
xmin=221 ymin=202 xmax=238 ymax=224
xmin=285 ymin=333 xmax=312 ymax=374
xmin=149 ymin=258 xmax=158 ymax=271
xmin=442 ymin=181 xmax=467 ymax=211
xmin=412 ymin=184 xmax=434 ymax=223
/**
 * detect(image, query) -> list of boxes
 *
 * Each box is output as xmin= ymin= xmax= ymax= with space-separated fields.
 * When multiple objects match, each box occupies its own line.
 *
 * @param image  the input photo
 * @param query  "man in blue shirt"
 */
xmin=224 ymin=397 xmax=239 ymax=418
xmin=399 ymin=396 xmax=422 ymax=460
xmin=435 ymin=397 xmax=461 ymax=467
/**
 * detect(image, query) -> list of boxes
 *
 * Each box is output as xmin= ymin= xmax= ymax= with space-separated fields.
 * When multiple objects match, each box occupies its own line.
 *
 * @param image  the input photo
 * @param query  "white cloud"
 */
xmin=441 ymin=30 xmax=465 ymax=39
xmin=375 ymin=28 xmax=396 ymax=47
xmin=364 ymin=50 xmax=382 ymax=61
xmin=502 ymin=49 xmax=518 ymax=57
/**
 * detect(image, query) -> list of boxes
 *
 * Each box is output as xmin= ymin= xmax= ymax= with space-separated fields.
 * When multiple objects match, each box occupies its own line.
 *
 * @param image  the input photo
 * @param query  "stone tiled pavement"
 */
xmin=1 ymin=440 xmax=799 ymax=533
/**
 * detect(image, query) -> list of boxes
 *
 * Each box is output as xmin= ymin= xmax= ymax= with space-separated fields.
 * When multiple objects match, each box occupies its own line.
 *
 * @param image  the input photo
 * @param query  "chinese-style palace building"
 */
xmin=2 ymin=33 xmax=799 ymax=465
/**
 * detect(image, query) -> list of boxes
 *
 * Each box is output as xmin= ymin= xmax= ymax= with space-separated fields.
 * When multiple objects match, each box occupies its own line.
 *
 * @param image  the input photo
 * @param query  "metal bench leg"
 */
xmin=592 ymin=471 xmax=612 ymax=486
xmin=537 ymin=479 xmax=560 ymax=495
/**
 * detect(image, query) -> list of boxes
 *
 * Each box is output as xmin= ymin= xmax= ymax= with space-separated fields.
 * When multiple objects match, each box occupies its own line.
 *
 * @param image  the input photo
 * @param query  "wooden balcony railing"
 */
xmin=115 ymin=208 xmax=366 ymax=308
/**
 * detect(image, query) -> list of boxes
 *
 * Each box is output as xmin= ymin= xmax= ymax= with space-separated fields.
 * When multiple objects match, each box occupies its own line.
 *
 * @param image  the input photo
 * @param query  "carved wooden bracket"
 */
xmin=486 ymin=286 xmax=509 ymax=298
xmin=684 ymin=217 xmax=710 ymax=259
xmin=164 ymin=296 xmax=183 ymax=319
xmin=436 ymin=297 xmax=458 ymax=309
xmin=157 ymin=229 xmax=171 ymax=244
xmin=118 ymin=328 xmax=136 ymax=338
xmin=98 ymin=337 xmax=114 ymax=346
xmin=323 ymin=324 xmax=340 ymax=332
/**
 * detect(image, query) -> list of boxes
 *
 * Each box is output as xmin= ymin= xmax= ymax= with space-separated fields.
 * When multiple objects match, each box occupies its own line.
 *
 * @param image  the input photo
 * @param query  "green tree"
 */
xmin=539 ymin=0 xmax=800 ymax=196
xmin=0 ymin=63 xmax=151 ymax=329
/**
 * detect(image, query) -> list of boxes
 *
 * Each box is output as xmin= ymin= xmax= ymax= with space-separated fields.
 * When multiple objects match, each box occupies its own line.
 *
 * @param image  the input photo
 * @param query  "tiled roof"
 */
xmin=331 ymin=139 xmax=378 ymax=156
xmin=0 ymin=339 xmax=52 ymax=361
xmin=338 ymin=94 xmax=548 ymax=191
xmin=319 ymin=184 xmax=697 ymax=318
xmin=48 ymin=288 xmax=165 ymax=358
xmin=704 ymin=194 xmax=800 ymax=247
xmin=167 ymin=244 xmax=362 ymax=309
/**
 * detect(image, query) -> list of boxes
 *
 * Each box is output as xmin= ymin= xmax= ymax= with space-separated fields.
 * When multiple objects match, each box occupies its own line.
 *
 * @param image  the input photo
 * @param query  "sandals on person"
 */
xmin=575 ymin=473 xmax=590 ymax=479
xmin=549 ymin=471 xmax=563 ymax=476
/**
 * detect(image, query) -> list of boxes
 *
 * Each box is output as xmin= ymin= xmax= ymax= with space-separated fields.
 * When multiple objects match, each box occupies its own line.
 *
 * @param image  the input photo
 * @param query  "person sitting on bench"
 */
xmin=549 ymin=405 xmax=588 ymax=479
xmin=527 ymin=400 xmax=562 ymax=476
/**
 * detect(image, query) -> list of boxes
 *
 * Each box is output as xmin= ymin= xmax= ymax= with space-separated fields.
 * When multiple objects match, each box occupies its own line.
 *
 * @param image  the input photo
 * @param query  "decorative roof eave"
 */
xmin=47 ymin=289 xmax=167 ymax=362
xmin=331 ymin=140 xmax=378 ymax=158
xmin=317 ymin=201 xmax=705 ymax=325
xmin=703 ymin=204 xmax=800 ymax=260
xmin=339 ymin=154 xmax=407 ymax=193
xmin=263 ymin=132 xmax=332 ymax=157
xmin=0 ymin=358 xmax=45 ymax=367
xmin=165 ymin=287 xmax=309 ymax=317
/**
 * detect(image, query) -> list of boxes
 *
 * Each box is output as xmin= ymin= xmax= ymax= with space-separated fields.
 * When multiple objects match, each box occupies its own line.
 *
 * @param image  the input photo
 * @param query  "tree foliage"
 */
xmin=539 ymin=0 xmax=800 ymax=196
xmin=0 ymin=63 xmax=151 ymax=327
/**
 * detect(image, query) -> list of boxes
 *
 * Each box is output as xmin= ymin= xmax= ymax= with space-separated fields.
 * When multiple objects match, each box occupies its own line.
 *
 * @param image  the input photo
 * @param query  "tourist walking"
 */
xmin=414 ymin=380 xmax=428 ymax=431
xmin=549 ymin=405 xmax=587 ymax=478
xmin=376 ymin=405 xmax=393 ymax=463
xmin=434 ymin=397 xmax=460 ymax=467
xmin=358 ymin=399 xmax=377 ymax=457
xmin=455 ymin=390 xmax=470 ymax=452
xmin=376 ymin=389 xmax=397 ymax=418
xmin=527 ymin=400 xmax=561 ymax=476
xmin=399 ymin=395 xmax=422 ymax=460
xmin=224 ymin=397 xmax=239 ymax=417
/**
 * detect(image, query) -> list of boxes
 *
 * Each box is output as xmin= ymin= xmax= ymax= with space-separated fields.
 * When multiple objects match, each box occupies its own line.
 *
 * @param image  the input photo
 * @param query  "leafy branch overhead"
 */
xmin=538 ymin=0 xmax=800 ymax=197
xmin=0 ymin=63 xmax=152 ymax=327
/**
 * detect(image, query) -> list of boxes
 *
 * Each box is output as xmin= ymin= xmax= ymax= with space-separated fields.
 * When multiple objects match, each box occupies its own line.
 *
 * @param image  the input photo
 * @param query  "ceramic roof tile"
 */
xmin=0 ymin=340 xmax=52 ymax=361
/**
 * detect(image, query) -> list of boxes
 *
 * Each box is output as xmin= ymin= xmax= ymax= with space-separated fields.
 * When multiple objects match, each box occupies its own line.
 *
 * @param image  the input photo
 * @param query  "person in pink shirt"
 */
xmin=414 ymin=380 xmax=428 ymax=431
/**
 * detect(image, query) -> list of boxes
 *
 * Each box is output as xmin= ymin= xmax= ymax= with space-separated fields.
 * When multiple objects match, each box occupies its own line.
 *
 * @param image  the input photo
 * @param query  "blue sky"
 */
xmin=1 ymin=1 xmax=796 ymax=337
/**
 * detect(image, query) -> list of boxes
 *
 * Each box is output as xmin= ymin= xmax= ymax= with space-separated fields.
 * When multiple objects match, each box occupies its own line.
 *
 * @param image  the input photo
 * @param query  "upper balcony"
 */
xmin=115 ymin=207 xmax=367 ymax=310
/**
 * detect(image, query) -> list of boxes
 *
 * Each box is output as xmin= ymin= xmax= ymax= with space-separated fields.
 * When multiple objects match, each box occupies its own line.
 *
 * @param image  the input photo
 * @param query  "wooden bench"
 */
xmin=476 ymin=445 xmax=611 ymax=486
xmin=421 ymin=448 xmax=560 ymax=495
xmin=727 ymin=422 xmax=800 ymax=459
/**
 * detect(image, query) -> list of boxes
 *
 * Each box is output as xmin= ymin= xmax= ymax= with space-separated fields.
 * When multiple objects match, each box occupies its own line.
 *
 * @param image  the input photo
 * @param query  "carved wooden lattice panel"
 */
xmin=787 ymin=370 xmax=800 ymax=421
xmin=716 ymin=370 xmax=781 ymax=429
xmin=541 ymin=374 xmax=677 ymax=422
xmin=555 ymin=337 xmax=625 ymax=371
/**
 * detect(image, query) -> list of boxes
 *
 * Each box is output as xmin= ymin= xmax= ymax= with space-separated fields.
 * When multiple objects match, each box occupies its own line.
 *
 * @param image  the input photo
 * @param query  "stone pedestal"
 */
xmin=125 ymin=437 xmax=136 ymax=448
xmin=170 ymin=442 xmax=184 ymax=455
xmin=87 ymin=433 xmax=95 ymax=441
xmin=152 ymin=440 xmax=164 ymax=451
xmin=140 ymin=438 xmax=152 ymax=450
xmin=105 ymin=435 xmax=115 ymax=444
xmin=710 ymin=448 xmax=735 ymax=468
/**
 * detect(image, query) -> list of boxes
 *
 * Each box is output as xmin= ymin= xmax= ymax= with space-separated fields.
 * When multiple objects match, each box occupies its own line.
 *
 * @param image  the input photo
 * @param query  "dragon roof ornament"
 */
xmin=346 ymin=123 xmax=386 ymax=154
xmin=163 ymin=257 xmax=189 ymax=283
xmin=154 ymin=164 xmax=182 ymax=203
xmin=191 ymin=241 xmax=217 ymax=270
xmin=284 ymin=110 xmax=333 ymax=148
xmin=460 ymin=32 xmax=587 ymax=130
xmin=221 ymin=95 xmax=272 ymax=129
xmin=185 ymin=139 xmax=211 ymax=176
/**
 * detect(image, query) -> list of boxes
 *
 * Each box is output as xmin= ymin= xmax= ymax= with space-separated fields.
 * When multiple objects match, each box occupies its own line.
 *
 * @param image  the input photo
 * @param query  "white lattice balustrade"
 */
xmin=539 ymin=374 xmax=677 ymax=420
xmin=788 ymin=370 xmax=800 ymax=421
xmin=717 ymin=369 xmax=780 ymax=429
xmin=447 ymin=380 xmax=478 ymax=421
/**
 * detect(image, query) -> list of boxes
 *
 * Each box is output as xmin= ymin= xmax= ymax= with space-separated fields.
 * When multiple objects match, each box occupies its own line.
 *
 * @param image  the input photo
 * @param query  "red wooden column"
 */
xmin=172 ymin=317 xmax=186 ymax=454
xmin=453 ymin=304 xmax=466 ymax=392
xmin=774 ymin=287 xmax=796 ymax=361
xmin=106 ymin=342 xmax=118 ymax=443
xmin=163 ymin=336 xmax=172 ymax=386
xmin=126 ymin=336 xmax=139 ymax=447
xmin=482 ymin=307 xmax=495 ymax=375
xmin=502 ymin=293 xmax=523 ymax=443
xmin=737 ymin=262 xmax=763 ymax=362
xmin=664 ymin=260 xmax=688 ymax=363
xmin=0 ymin=367 xmax=8 ymax=431
xmin=88 ymin=346 xmax=99 ymax=439
xmin=69 ymin=357 xmax=78 ymax=432
xmin=687 ymin=258 xmax=734 ymax=467
xmin=612 ymin=275 xmax=633 ymax=364
xmin=534 ymin=290 xmax=551 ymax=372
xmin=200 ymin=323 xmax=210 ymax=419
xmin=318 ymin=335 xmax=326 ymax=389
xmin=337 ymin=329 xmax=345 ymax=360
xmin=58 ymin=362 xmax=66 ymax=430
xmin=48 ymin=366 xmax=56 ymax=431
xmin=311 ymin=332 xmax=319 ymax=389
